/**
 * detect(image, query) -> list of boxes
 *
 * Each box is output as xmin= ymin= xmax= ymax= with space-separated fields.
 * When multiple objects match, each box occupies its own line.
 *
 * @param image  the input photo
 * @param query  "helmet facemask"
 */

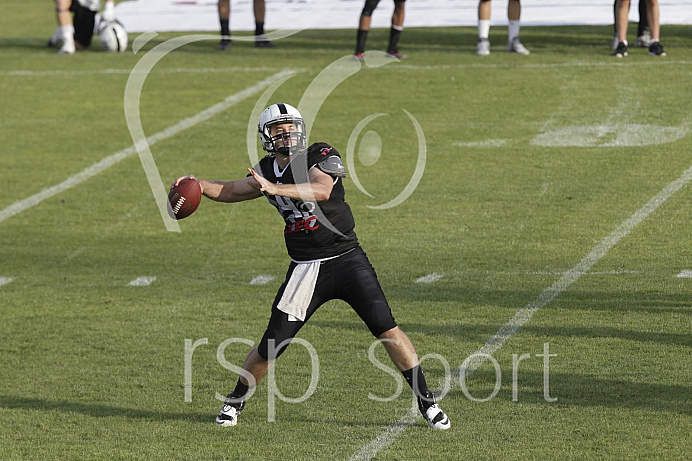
xmin=265 ymin=119 xmax=307 ymax=156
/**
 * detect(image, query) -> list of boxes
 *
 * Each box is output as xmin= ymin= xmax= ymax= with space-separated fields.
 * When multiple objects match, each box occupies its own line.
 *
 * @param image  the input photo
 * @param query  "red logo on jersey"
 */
xmin=285 ymin=216 xmax=319 ymax=234
xmin=320 ymin=147 xmax=333 ymax=156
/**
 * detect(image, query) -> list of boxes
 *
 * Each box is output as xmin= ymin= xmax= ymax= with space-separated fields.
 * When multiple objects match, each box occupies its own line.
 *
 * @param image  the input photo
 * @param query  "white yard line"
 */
xmin=128 ymin=276 xmax=157 ymax=286
xmin=0 ymin=277 xmax=14 ymax=288
xmin=249 ymin=275 xmax=275 ymax=285
xmin=676 ymin=270 xmax=692 ymax=278
xmin=351 ymin=163 xmax=692 ymax=460
xmin=0 ymin=69 xmax=297 ymax=225
xmin=414 ymin=273 xmax=444 ymax=284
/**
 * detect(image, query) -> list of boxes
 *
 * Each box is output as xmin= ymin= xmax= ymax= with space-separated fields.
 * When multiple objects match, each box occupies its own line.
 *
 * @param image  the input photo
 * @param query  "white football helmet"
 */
xmin=98 ymin=20 xmax=128 ymax=53
xmin=258 ymin=103 xmax=307 ymax=156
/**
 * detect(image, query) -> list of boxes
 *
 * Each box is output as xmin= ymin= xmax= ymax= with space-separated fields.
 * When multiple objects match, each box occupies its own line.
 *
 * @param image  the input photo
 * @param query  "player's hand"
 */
xmin=247 ymin=168 xmax=274 ymax=195
xmin=172 ymin=175 xmax=203 ymax=193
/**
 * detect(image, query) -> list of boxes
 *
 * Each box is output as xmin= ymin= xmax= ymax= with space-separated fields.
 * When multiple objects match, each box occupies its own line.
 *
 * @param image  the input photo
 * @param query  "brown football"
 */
xmin=168 ymin=178 xmax=202 ymax=220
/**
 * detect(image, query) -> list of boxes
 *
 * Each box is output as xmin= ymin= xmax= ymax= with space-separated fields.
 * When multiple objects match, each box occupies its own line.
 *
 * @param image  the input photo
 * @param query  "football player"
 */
xmin=476 ymin=0 xmax=530 ymax=56
xmin=613 ymin=0 xmax=666 ymax=57
xmin=217 ymin=0 xmax=275 ymax=50
xmin=48 ymin=0 xmax=115 ymax=55
xmin=173 ymin=103 xmax=450 ymax=430
xmin=354 ymin=0 xmax=407 ymax=60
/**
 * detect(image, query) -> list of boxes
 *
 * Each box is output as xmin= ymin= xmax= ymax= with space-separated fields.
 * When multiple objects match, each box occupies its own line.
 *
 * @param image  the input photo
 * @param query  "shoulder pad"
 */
xmin=317 ymin=155 xmax=346 ymax=178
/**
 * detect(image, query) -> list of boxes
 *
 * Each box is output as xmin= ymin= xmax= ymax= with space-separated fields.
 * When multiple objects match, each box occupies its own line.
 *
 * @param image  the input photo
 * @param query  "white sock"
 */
xmin=478 ymin=20 xmax=490 ymax=40
xmin=60 ymin=25 xmax=75 ymax=41
xmin=508 ymin=20 xmax=520 ymax=42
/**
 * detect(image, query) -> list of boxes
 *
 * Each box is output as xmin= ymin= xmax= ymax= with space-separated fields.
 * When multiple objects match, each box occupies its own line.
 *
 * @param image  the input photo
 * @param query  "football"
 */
xmin=98 ymin=20 xmax=128 ymax=53
xmin=168 ymin=178 xmax=202 ymax=220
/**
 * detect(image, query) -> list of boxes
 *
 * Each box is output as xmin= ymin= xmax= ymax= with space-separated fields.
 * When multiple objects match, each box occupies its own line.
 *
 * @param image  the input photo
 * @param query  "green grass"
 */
xmin=1 ymin=1 xmax=691 ymax=459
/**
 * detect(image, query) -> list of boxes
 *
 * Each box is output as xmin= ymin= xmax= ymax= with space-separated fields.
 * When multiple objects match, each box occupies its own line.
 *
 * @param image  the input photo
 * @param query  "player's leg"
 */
xmin=355 ymin=0 xmax=380 ymax=58
xmin=216 ymin=262 xmax=325 ymax=426
xmin=507 ymin=0 xmax=529 ymax=54
xmin=336 ymin=248 xmax=450 ymax=429
xmin=253 ymin=0 xmax=276 ymax=48
xmin=635 ymin=0 xmax=651 ymax=47
xmin=614 ymin=0 xmax=630 ymax=57
xmin=645 ymin=0 xmax=665 ymax=56
xmin=71 ymin=1 xmax=96 ymax=51
xmin=477 ymin=0 xmax=491 ymax=55
xmin=385 ymin=0 xmax=406 ymax=58
xmin=217 ymin=0 xmax=231 ymax=50
xmin=53 ymin=0 xmax=76 ymax=54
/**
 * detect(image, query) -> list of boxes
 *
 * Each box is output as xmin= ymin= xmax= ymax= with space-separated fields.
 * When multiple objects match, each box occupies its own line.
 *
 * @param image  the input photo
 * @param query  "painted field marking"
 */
xmin=351 ymin=163 xmax=692 ymax=460
xmin=414 ymin=273 xmax=443 ymax=284
xmin=0 ymin=69 xmax=297 ymax=225
xmin=1 ymin=67 xmax=301 ymax=77
xmin=676 ymin=270 xmax=692 ymax=278
xmin=128 ymin=276 xmax=157 ymax=286
xmin=0 ymin=277 xmax=14 ymax=287
xmin=249 ymin=275 xmax=275 ymax=285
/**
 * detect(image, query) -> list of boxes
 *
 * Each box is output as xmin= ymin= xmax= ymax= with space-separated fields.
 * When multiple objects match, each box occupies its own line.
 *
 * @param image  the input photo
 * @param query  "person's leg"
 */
xmin=616 ymin=0 xmax=630 ymax=43
xmin=254 ymin=0 xmax=276 ymax=47
xmin=337 ymin=248 xmax=449 ymax=429
xmin=218 ymin=0 xmax=231 ymax=50
xmin=477 ymin=0 xmax=491 ymax=55
xmin=645 ymin=0 xmax=659 ymax=40
xmin=645 ymin=0 xmax=666 ymax=55
xmin=507 ymin=0 xmax=529 ymax=54
xmin=71 ymin=1 xmax=96 ymax=50
xmin=355 ymin=0 xmax=380 ymax=56
xmin=386 ymin=0 xmax=406 ymax=57
xmin=378 ymin=327 xmax=451 ymax=430
xmin=54 ymin=0 xmax=75 ymax=54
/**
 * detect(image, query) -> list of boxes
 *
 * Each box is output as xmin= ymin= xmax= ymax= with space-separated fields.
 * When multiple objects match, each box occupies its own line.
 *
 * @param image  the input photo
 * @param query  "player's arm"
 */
xmin=247 ymin=166 xmax=334 ymax=202
xmin=172 ymin=175 xmax=262 ymax=203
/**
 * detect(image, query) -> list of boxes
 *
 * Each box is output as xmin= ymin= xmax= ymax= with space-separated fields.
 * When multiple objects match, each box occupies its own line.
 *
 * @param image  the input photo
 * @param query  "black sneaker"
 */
xmin=648 ymin=41 xmax=667 ymax=57
xmin=215 ymin=392 xmax=245 ymax=426
xmin=255 ymin=39 xmax=276 ymax=48
xmin=614 ymin=41 xmax=628 ymax=58
xmin=218 ymin=39 xmax=231 ymax=51
xmin=417 ymin=390 xmax=451 ymax=430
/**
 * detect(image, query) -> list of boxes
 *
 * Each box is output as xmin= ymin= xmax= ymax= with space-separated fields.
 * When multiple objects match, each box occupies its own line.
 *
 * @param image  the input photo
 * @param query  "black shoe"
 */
xmin=218 ymin=39 xmax=231 ymax=51
xmin=417 ymin=390 xmax=451 ymax=430
xmin=255 ymin=39 xmax=276 ymax=48
xmin=648 ymin=41 xmax=667 ymax=57
xmin=614 ymin=41 xmax=628 ymax=58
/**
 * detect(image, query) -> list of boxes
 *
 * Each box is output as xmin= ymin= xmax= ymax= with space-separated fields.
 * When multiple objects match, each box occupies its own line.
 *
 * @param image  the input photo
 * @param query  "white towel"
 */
xmin=276 ymin=261 xmax=320 ymax=322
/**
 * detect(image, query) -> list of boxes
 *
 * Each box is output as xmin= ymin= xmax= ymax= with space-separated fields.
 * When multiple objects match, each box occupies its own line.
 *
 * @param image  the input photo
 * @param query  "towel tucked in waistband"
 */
xmin=276 ymin=261 xmax=320 ymax=322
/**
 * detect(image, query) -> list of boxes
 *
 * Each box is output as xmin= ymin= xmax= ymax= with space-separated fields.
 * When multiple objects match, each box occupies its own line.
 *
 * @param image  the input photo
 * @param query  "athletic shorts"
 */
xmin=257 ymin=246 xmax=398 ymax=359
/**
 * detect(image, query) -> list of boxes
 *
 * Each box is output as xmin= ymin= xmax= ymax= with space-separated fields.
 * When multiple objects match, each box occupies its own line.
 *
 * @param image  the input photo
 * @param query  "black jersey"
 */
xmin=255 ymin=143 xmax=359 ymax=261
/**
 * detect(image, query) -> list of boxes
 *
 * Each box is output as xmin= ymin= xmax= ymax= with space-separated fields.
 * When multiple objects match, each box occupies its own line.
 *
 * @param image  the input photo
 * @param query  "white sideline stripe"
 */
xmin=414 ymin=273 xmax=443 ymax=284
xmin=2 ymin=67 xmax=304 ymax=77
xmin=128 ymin=276 xmax=157 ymax=286
xmin=676 ymin=270 xmax=692 ymax=278
xmin=0 ymin=70 xmax=297 ymax=225
xmin=0 ymin=277 xmax=14 ymax=287
xmin=351 ymin=164 xmax=692 ymax=460
xmin=5 ymin=60 xmax=690 ymax=78
xmin=249 ymin=275 xmax=275 ymax=285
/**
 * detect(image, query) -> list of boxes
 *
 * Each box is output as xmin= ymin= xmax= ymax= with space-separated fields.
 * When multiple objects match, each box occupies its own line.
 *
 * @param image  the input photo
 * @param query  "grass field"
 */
xmin=1 ymin=1 xmax=691 ymax=459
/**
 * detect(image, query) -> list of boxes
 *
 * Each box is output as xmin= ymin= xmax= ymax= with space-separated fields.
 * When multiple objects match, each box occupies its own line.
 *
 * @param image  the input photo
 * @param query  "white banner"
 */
xmin=115 ymin=0 xmax=692 ymax=33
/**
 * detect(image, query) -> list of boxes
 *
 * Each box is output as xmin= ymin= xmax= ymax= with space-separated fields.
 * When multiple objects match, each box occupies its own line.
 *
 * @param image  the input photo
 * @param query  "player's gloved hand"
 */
xmin=102 ymin=1 xmax=115 ymax=21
